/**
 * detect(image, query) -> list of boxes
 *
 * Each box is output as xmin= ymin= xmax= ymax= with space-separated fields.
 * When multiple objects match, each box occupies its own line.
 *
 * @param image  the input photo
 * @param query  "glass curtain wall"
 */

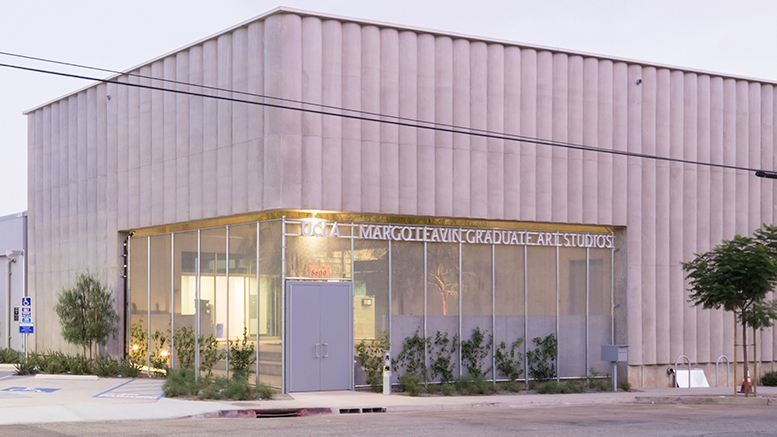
xmin=129 ymin=219 xmax=615 ymax=390
xmin=588 ymin=248 xmax=613 ymax=375
xmin=258 ymin=220 xmax=282 ymax=388
xmin=558 ymin=247 xmax=588 ymax=378
xmin=199 ymin=228 xmax=227 ymax=378
xmin=128 ymin=220 xmax=282 ymax=388
xmin=173 ymin=231 xmax=197 ymax=371
xmin=427 ymin=242 xmax=459 ymax=381
xmin=128 ymin=237 xmax=148 ymax=370
xmin=227 ymin=224 xmax=258 ymax=383
xmin=148 ymin=235 xmax=172 ymax=373
xmin=526 ymin=246 xmax=558 ymax=381
xmin=461 ymin=244 xmax=491 ymax=378
xmin=494 ymin=245 xmax=526 ymax=381
xmin=391 ymin=241 xmax=424 ymax=384
xmin=353 ymin=239 xmax=389 ymax=385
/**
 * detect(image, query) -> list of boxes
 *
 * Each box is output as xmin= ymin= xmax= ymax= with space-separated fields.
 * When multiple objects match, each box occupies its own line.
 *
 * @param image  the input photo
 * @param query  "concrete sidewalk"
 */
xmin=0 ymin=367 xmax=774 ymax=426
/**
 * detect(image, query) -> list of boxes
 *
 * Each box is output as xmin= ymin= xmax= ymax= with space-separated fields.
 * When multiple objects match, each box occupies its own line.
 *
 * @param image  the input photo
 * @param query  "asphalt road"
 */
xmin=2 ymin=403 xmax=776 ymax=436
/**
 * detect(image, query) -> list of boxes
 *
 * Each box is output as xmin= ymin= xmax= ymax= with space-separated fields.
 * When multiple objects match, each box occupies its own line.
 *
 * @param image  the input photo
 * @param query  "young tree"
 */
xmin=682 ymin=226 xmax=777 ymax=396
xmin=55 ymin=272 xmax=120 ymax=360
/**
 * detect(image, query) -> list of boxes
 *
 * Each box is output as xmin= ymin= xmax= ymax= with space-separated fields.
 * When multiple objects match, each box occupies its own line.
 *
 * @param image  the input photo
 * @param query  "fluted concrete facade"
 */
xmin=26 ymin=8 xmax=777 ymax=385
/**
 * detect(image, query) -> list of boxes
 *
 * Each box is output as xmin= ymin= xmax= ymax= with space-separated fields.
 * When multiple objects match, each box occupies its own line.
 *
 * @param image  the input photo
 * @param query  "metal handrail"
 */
xmin=715 ymin=355 xmax=730 ymax=387
xmin=674 ymin=355 xmax=692 ymax=388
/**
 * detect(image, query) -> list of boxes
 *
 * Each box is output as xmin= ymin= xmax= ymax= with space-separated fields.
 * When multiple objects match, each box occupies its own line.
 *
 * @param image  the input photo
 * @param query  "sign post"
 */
xmin=19 ymin=297 xmax=33 ymax=335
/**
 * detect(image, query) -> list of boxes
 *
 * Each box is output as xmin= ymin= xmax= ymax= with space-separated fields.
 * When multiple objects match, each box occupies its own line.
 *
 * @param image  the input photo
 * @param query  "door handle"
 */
xmin=323 ymin=343 xmax=329 ymax=358
xmin=315 ymin=343 xmax=320 ymax=358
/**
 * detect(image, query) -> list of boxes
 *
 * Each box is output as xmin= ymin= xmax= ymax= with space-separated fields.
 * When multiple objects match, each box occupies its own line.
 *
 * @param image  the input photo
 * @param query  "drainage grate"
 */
xmin=339 ymin=407 xmax=387 ymax=414
xmin=253 ymin=408 xmax=332 ymax=418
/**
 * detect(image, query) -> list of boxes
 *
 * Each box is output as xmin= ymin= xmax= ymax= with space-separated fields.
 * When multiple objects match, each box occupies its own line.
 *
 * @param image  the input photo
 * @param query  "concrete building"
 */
xmin=0 ymin=212 xmax=27 ymax=352
xmin=24 ymin=7 xmax=777 ymax=390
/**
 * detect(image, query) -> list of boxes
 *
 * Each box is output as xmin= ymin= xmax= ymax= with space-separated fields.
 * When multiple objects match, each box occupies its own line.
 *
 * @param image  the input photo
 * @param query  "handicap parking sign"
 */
xmin=22 ymin=297 xmax=31 ymax=306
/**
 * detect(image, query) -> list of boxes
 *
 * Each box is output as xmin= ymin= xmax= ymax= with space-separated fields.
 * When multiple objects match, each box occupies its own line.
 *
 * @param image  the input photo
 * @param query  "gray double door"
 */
xmin=286 ymin=282 xmax=352 ymax=392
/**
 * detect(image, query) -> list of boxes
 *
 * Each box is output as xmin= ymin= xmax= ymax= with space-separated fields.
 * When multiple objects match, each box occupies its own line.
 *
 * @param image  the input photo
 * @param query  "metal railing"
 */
xmin=674 ymin=355 xmax=692 ymax=388
xmin=715 ymin=355 xmax=730 ymax=387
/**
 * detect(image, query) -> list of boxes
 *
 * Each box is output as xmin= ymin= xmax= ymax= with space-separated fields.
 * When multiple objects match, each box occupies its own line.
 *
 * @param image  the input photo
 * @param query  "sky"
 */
xmin=2 ymin=0 xmax=776 ymax=217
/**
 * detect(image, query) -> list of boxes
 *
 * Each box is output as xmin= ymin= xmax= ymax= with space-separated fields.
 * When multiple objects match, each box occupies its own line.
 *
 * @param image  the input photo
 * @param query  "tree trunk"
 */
xmin=742 ymin=320 xmax=752 ymax=396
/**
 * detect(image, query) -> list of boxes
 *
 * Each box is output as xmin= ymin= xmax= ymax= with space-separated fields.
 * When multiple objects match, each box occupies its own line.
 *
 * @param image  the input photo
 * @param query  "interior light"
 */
xmin=160 ymin=350 xmax=169 ymax=357
xmin=132 ymin=344 xmax=139 ymax=351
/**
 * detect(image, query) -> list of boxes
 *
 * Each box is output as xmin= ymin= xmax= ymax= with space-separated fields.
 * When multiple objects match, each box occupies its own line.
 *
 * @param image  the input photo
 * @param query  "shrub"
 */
xmin=14 ymin=357 xmax=37 ymax=375
xmin=527 ymin=334 xmax=557 ymax=381
xmin=253 ymin=383 xmax=275 ymax=400
xmin=0 ymin=348 xmax=21 ymax=364
xmin=163 ymin=368 xmax=200 ymax=397
xmin=67 ymin=354 xmax=92 ymax=375
xmin=537 ymin=380 xmax=561 ymax=394
xmin=461 ymin=327 xmax=493 ymax=377
xmin=118 ymin=357 xmax=141 ymax=377
xmin=197 ymin=375 xmax=273 ymax=401
xmin=199 ymin=377 xmax=227 ymax=400
xmin=761 ymin=371 xmax=777 ymax=386
xmin=94 ymin=355 xmax=120 ymax=377
xmin=355 ymin=332 xmax=389 ymax=392
xmin=454 ymin=374 xmax=493 ymax=396
xmin=430 ymin=331 xmax=457 ymax=384
xmin=149 ymin=330 xmax=170 ymax=376
xmin=588 ymin=377 xmax=612 ymax=392
xmin=223 ymin=377 xmax=256 ymax=401
xmin=619 ymin=381 xmax=632 ymax=392
xmin=440 ymin=382 xmax=455 ymax=396
xmin=396 ymin=330 xmax=430 ymax=383
xmin=229 ymin=328 xmax=256 ymax=379
xmin=399 ymin=372 xmax=423 ymax=396
xmin=503 ymin=380 xmax=523 ymax=393
xmin=560 ymin=380 xmax=585 ymax=394
xmin=495 ymin=338 xmax=524 ymax=382
xmin=40 ymin=351 xmax=69 ymax=374
xmin=129 ymin=320 xmax=148 ymax=368
xmin=199 ymin=334 xmax=223 ymax=377
xmin=172 ymin=326 xmax=196 ymax=369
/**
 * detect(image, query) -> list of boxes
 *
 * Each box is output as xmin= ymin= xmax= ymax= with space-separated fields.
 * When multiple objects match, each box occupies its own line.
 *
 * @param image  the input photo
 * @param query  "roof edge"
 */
xmin=24 ymin=6 xmax=777 ymax=114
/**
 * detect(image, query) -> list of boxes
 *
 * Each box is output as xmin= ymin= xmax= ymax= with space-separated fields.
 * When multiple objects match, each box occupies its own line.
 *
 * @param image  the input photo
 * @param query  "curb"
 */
xmin=34 ymin=374 xmax=99 ymax=381
xmin=635 ymin=395 xmax=775 ymax=406
xmin=189 ymin=408 xmax=333 ymax=419
xmin=0 ymin=364 xmax=17 ymax=371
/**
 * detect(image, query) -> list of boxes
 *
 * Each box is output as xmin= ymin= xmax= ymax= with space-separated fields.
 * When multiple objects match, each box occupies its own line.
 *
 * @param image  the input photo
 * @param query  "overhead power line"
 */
xmin=0 ymin=55 xmax=773 ymax=176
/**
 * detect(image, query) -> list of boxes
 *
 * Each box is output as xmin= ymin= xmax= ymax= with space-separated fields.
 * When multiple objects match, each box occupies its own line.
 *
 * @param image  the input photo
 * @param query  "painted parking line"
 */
xmin=94 ymin=379 xmax=165 ymax=400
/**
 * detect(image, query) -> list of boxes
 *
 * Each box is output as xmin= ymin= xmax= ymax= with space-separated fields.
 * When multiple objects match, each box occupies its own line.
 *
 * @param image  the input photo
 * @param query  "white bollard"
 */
xmin=383 ymin=352 xmax=391 ymax=395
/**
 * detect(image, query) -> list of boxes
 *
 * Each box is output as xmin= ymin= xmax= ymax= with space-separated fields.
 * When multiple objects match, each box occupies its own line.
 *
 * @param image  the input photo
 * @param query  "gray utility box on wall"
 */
xmin=601 ymin=345 xmax=629 ymax=363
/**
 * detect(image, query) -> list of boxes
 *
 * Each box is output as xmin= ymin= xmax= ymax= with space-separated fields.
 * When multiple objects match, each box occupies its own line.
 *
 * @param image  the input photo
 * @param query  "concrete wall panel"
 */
xmin=452 ymin=38 xmax=471 ymax=218
xmin=520 ymin=49 xmax=537 ymax=222
xmin=503 ymin=46 xmax=521 ymax=220
xmin=301 ymin=17 xmax=323 ymax=210
xmin=321 ymin=20 xmax=342 ymax=212
xmin=434 ymin=36 xmax=453 ymax=217
xmin=361 ymin=25 xmax=381 ymax=213
xmin=469 ymin=41 xmax=487 ymax=218
xmin=379 ymin=28 xmax=400 ymax=214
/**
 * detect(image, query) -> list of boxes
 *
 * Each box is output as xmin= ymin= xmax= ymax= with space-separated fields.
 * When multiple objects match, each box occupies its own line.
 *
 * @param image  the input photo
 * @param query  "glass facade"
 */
xmin=128 ymin=215 xmax=615 ymax=391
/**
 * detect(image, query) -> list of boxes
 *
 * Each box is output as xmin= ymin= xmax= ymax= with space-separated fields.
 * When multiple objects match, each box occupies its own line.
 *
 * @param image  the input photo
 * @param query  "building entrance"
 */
xmin=285 ymin=281 xmax=352 ymax=392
